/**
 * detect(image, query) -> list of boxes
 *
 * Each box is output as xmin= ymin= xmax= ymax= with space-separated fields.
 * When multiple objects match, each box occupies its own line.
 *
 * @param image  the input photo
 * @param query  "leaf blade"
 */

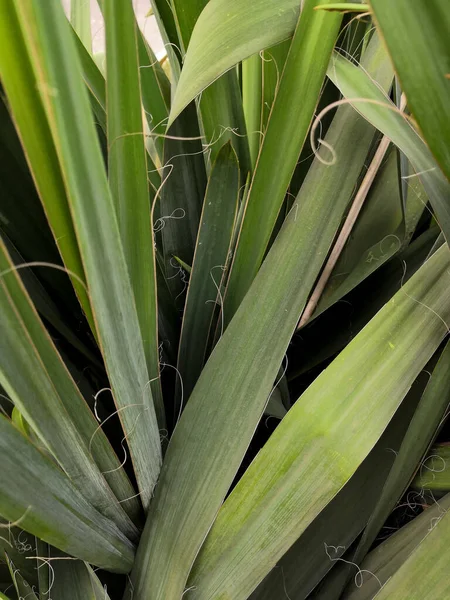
xmin=0 ymin=238 xmax=141 ymax=530
xmin=327 ymin=51 xmax=450 ymax=245
xmin=0 ymin=415 xmax=135 ymax=573
xmin=190 ymin=243 xmax=450 ymax=599
xmin=169 ymin=0 xmax=302 ymax=124
xmin=0 ymin=0 xmax=94 ymax=333
xmin=176 ymin=142 xmax=239 ymax=405
xmin=224 ymin=0 xmax=342 ymax=320
xmin=370 ymin=0 xmax=450 ymax=183
xmin=16 ymin=0 xmax=162 ymax=508
xmin=105 ymin=0 xmax=165 ymax=427
xmin=128 ymin=33 xmax=394 ymax=600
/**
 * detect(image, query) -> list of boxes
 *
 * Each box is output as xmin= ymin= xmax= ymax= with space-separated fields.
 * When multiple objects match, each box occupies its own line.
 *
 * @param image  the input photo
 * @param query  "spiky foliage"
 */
xmin=0 ymin=0 xmax=449 ymax=598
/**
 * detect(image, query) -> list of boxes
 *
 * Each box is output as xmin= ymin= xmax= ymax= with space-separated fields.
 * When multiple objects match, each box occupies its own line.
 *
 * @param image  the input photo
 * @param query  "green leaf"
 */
xmin=73 ymin=22 xmax=162 ymax=188
xmin=316 ymin=2 xmax=370 ymax=11
xmin=136 ymin=33 xmax=170 ymax=164
xmin=155 ymin=262 xmax=180 ymax=365
xmin=176 ymin=143 xmax=239 ymax=406
xmin=35 ymin=538 xmax=50 ymax=600
xmin=327 ymin=51 xmax=450 ymax=245
xmin=200 ymin=74 xmax=251 ymax=173
xmin=128 ymin=34 xmax=393 ymax=600
xmin=147 ymin=0 xmax=182 ymax=80
xmin=170 ymin=0 xmax=251 ymax=171
xmin=97 ymin=0 xmax=170 ymax=166
xmin=5 ymin=554 xmax=38 ymax=600
xmin=72 ymin=28 xmax=106 ymax=132
xmin=70 ymin=0 xmax=92 ymax=54
xmin=261 ymin=40 xmax=291 ymax=131
xmin=0 ymin=232 xmax=98 ymax=365
xmin=189 ymin=243 xmax=450 ymax=599
xmin=242 ymin=54 xmax=263 ymax=168
xmin=412 ymin=443 xmax=450 ymax=493
xmin=173 ymin=256 xmax=192 ymax=274
xmin=314 ymin=147 xmax=404 ymax=318
xmin=0 ymin=415 xmax=134 ymax=572
xmin=347 ymin=341 xmax=450 ymax=574
xmin=0 ymin=95 xmax=82 ymax=321
xmin=0 ymin=238 xmax=141 ymax=534
xmin=49 ymin=548 xmax=109 ymax=600
xmin=0 ymin=520 xmax=39 ymax=588
xmin=343 ymin=493 xmax=450 ymax=599
xmin=14 ymin=0 xmax=161 ymax=509
xmin=368 ymin=495 xmax=450 ymax=599
xmin=370 ymin=0 xmax=450 ymax=183
xmin=251 ymin=382 xmax=421 ymax=600
xmin=169 ymin=0 xmax=303 ymax=125
xmin=159 ymin=105 xmax=207 ymax=298
xmin=105 ymin=0 xmax=165 ymax=428
xmin=224 ymin=0 xmax=342 ymax=321
xmin=0 ymin=0 xmax=94 ymax=334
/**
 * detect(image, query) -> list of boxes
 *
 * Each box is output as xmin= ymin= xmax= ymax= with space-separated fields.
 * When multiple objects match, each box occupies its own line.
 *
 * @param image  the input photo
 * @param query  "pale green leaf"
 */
xmin=13 ymin=0 xmax=162 ymax=509
xmin=370 ymin=495 xmax=450 ymax=599
xmin=0 ymin=0 xmax=94 ymax=334
xmin=0 ymin=238 xmax=141 ymax=531
xmin=169 ymin=0 xmax=303 ymax=124
xmin=224 ymin=0 xmax=342 ymax=321
xmin=105 ymin=0 xmax=164 ymax=428
xmin=70 ymin=0 xmax=92 ymax=54
xmin=343 ymin=494 xmax=450 ymax=599
xmin=327 ymin=51 xmax=450 ymax=244
xmin=370 ymin=0 xmax=450 ymax=182
xmin=176 ymin=143 xmax=239 ymax=406
xmin=0 ymin=415 xmax=134 ymax=572
xmin=251 ymin=383 xmax=421 ymax=600
xmin=127 ymin=34 xmax=393 ymax=600
xmin=242 ymin=54 xmax=262 ymax=168
xmin=190 ymin=243 xmax=450 ymax=599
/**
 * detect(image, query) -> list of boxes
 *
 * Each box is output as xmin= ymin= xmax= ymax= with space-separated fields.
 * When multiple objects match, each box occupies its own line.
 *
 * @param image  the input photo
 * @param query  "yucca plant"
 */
xmin=0 ymin=0 xmax=449 ymax=598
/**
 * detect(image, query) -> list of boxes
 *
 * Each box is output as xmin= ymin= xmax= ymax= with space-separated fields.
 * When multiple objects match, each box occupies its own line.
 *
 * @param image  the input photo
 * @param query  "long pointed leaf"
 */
xmin=372 ymin=496 xmax=450 ymax=599
xmin=243 ymin=54 xmax=263 ymax=168
xmin=327 ymin=51 xmax=450 ymax=245
xmin=189 ymin=243 xmax=450 ymax=599
xmin=176 ymin=143 xmax=239 ymax=406
xmin=170 ymin=0 xmax=251 ymax=170
xmin=344 ymin=495 xmax=450 ymax=599
xmin=128 ymin=33 xmax=393 ymax=600
xmin=224 ymin=0 xmax=342 ymax=320
xmin=347 ymin=340 xmax=450 ymax=576
xmin=12 ymin=0 xmax=162 ymax=508
xmin=169 ymin=0 xmax=302 ymax=124
xmin=70 ymin=0 xmax=92 ymax=54
xmin=0 ymin=0 xmax=94 ymax=333
xmin=105 ymin=0 xmax=164 ymax=427
xmin=251 ymin=382 xmax=421 ymax=600
xmin=0 ymin=415 xmax=134 ymax=573
xmin=370 ymin=0 xmax=450 ymax=183
xmin=159 ymin=105 xmax=207 ymax=297
xmin=0 ymin=239 xmax=141 ymax=530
